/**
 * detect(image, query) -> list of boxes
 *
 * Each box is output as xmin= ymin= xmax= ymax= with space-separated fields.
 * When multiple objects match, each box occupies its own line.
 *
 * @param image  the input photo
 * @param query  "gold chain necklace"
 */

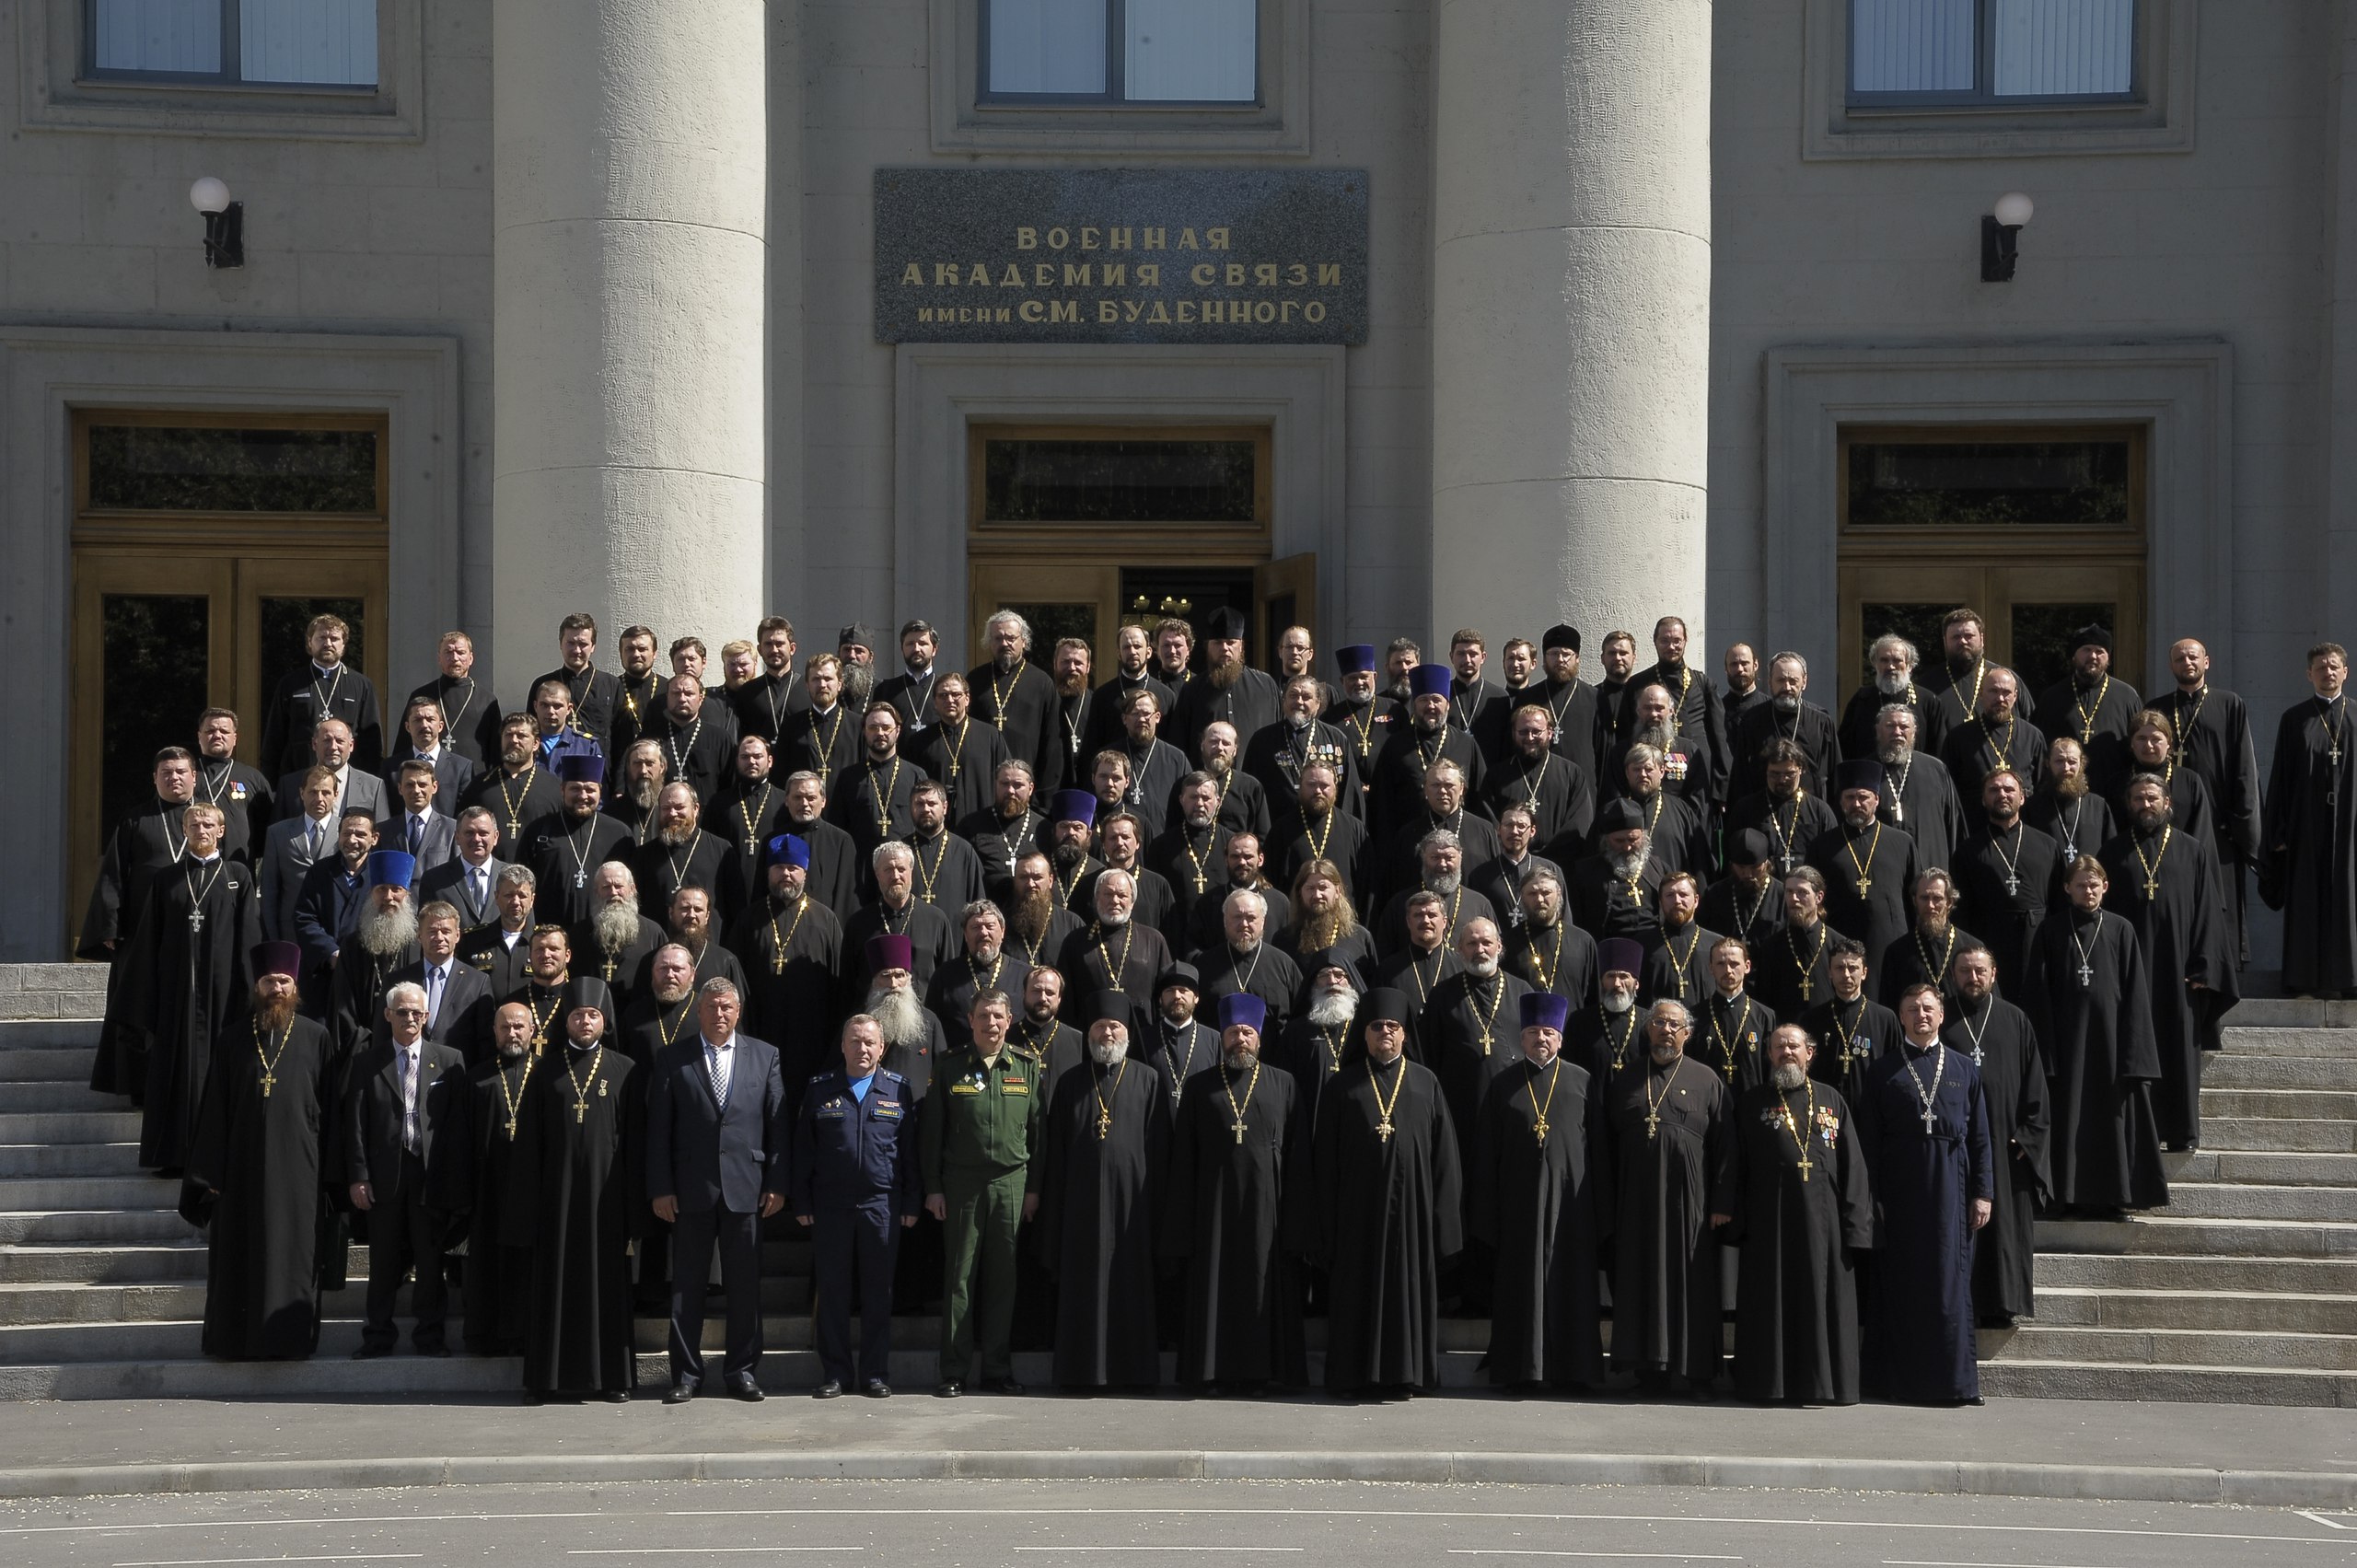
xmin=2131 ymin=825 xmax=2174 ymax=900
xmin=1367 ymin=1055 xmax=1407 ymax=1141
xmin=1643 ymin=1056 xmax=1686 ymax=1139
xmin=766 ymin=896 xmax=807 ymax=975
xmin=1092 ymin=922 xmax=1136 ymax=989
xmin=1914 ymin=925 xmax=1957 ymax=993
xmin=1220 ymin=1058 xmax=1261 ymax=1145
xmin=1526 ymin=1056 xmax=1562 ymax=1144
xmin=1783 ymin=923 xmax=1827 ymax=1004
xmin=1841 ymin=821 xmax=1883 ymax=898
xmin=1775 ymin=1078 xmax=1817 ymax=1181
xmin=1092 ymin=1057 xmax=1128 ymax=1140
xmin=2073 ymin=674 xmax=2111 ymax=747
xmin=563 ymin=1045 xmax=605 ymax=1125
xmin=1661 ymin=922 xmax=1702 ymax=1001
xmin=495 ymin=1055 xmax=536 ymax=1139
xmin=734 ymin=783 xmax=773 ymax=858
xmin=1600 ymin=1006 xmax=1638 ymax=1071
xmin=1467 ymin=972 xmax=1505 ymax=1056
xmin=1706 ymin=994 xmax=1754 ymax=1083
xmin=253 ymin=1023 xmax=293 ymax=1099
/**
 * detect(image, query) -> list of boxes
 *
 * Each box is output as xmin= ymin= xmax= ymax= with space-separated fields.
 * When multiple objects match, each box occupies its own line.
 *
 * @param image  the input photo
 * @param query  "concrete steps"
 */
xmin=2033 ymin=1286 xmax=2357 ymax=1333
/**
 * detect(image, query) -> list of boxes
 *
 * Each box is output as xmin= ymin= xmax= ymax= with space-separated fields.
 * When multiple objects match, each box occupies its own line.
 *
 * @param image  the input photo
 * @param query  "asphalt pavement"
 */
xmin=3 ymin=1478 xmax=2355 ymax=1568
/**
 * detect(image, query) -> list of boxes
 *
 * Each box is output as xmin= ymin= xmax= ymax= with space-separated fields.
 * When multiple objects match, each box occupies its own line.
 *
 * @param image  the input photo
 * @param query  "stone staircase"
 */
xmin=1 ymin=964 xmax=2350 ymax=1402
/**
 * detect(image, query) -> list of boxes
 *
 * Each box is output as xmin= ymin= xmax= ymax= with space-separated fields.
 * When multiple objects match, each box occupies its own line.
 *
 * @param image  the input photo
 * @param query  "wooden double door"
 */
xmin=969 ymin=553 xmax=1317 ymax=674
xmin=1838 ymin=557 xmax=2146 ymax=705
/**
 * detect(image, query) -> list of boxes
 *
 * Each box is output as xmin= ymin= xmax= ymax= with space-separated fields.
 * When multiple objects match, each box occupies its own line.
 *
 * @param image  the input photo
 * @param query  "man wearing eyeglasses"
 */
xmin=344 ymin=981 xmax=469 ymax=1359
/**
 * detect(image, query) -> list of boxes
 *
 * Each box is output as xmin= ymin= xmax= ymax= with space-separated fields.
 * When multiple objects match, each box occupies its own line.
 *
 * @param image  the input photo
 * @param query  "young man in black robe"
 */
xmin=1809 ymin=761 xmax=1921 ymax=1002
xmin=2103 ymin=775 xmax=2238 ymax=1149
xmin=2157 ymin=637 xmax=2261 ymax=961
xmin=2031 ymin=626 xmax=2143 ymax=800
xmin=908 ymin=674 xmax=1013 ymax=826
xmin=1801 ymin=935 xmax=1894 ymax=1107
xmin=827 ymin=704 xmax=925 ymax=874
xmin=2024 ymin=856 xmax=2167 ymax=1216
xmin=531 ymin=613 xmax=622 ymax=755
xmin=1956 ymin=767 xmax=2061 ymax=988
xmin=259 ymin=611 xmax=382 ymax=776
xmin=183 ymin=943 xmax=331 ymax=1361
xmin=1619 ymin=617 xmax=1730 ymax=809
xmin=1699 ymin=830 xmax=1783 ymax=957
xmin=1709 ymin=1022 xmax=1873 ymax=1406
xmin=2263 ymin=642 xmax=2357 ymax=998
xmin=1725 ymin=742 xmax=1835 ymax=882
xmin=505 ymin=977 xmax=641 ymax=1401
xmin=439 ymin=1001 xmax=541 ymax=1354
xmin=1855 ymin=984 xmax=1993 ymax=1406
xmin=1642 ymin=872 xmax=1717 ymax=1011
xmin=85 ymin=749 xmax=203 ymax=1095
xmin=1695 ymin=936 xmax=1774 ymax=1097
xmin=120 ymin=801 xmax=263 ymax=1172
xmin=1159 ymin=993 xmax=1307 ymax=1392
xmin=1756 ymin=869 xmax=1835 ymax=1020
xmin=1310 ymin=987 xmax=1462 ymax=1398
xmin=1875 ymin=868 xmax=1980 ymax=1014
xmin=1468 ymin=991 xmax=1608 ymax=1392
xmin=1600 ymin=998 xmax=1730 ymax=1392
xmin=461 ymin=714 xmax=563 ymax=863
xmin=1942 ymin=944 xmax=2049 ymax=1328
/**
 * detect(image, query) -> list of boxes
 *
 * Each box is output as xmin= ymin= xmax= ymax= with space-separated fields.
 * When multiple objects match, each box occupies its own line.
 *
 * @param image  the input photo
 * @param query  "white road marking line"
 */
xmin=673 ymin=1508 xmax=2356 ymax=1547
xmin=1 ymin=1513 xmax=600 ymax=1538
xmin=569 ymin=1551 xmax=863 ymax=1557
xmin=114 ymin=1556 xmax=425 ymax=1567
xmin=1882 ymin=1562 xmax=2124 ymax=1567
xmin=1448 ymin=1553 xmax=1741 ymax=1561
xmin=2295 ymin=1511 xmax=2355 ymax=1531
xmin=1008 ymin=1551 xmax=1301 ymax=1555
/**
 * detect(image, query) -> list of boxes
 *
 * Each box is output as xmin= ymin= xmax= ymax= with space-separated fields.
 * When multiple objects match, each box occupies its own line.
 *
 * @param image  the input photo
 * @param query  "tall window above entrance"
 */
xmin=1835 ymin=423 xmax=2148 ymax=704
xmin=982 ymin=0 xmax=1258 ymax=103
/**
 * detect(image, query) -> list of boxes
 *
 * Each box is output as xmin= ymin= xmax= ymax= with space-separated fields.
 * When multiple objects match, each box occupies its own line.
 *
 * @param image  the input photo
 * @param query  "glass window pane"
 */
xmin=1860 ymin=603 xmax=1956 ymax=690
xmin=987 ymin=0 xmax=1108 ymax=95
xmin=93 ymin=0 xmax=224 ymax=75
xmin=1125 ymin=0 xmax=1257 ymax=102
xmin=998 ymin=601 xmax=1100 ymax=660
xmin=983 ymin=437 xmax=1258 ymax=525
xmin=87 ymin=425 xmax=380 ymax=514
xmin=1850 ymin=0 xmax=1974 ymax=93
xmin=242 ymin=0 xmax=378 ymax=87
xmin=1119 ymin=568 xmax=1255 ymax=659
xmin=2011 ymin=601 xmax=2115 ymax=696
xmin=1846 ymin=438 xmax=2133 ymax=528
xmin=1992 ymin=0 xmax=2133 ymax=97
xmin=101 ymin=594 xmax=211 ymax=832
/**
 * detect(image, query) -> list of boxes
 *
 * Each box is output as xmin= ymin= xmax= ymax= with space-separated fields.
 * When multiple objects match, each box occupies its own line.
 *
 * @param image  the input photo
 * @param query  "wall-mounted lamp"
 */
xmin=189 ymin=177 xmax=243 ymax=269
xmin=1980 ymin=192 xmax=2034 ymax=283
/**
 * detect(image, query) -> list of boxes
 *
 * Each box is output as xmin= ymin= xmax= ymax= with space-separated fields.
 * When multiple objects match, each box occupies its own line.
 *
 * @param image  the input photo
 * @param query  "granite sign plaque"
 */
xmin=874 ymin=167 xmax=1368 ymax=346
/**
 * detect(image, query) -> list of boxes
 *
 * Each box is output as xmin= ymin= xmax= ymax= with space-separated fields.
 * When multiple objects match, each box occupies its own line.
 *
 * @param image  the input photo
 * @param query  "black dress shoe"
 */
xmin=729 ymin=1376 xmax=765 ymax=1402
xmin=863 ymin=1379 xmax=892 ymax=1399
xmin=935 ymin=1380 xmax=963 ymax=1398
xmin=981 ymin=1376 xmax=1025 ymax=1396
xmin=664 ymin=1381 xmax=699 ymax=1405
xmin=813 ymin=1380 xmax=844 ymax=1400
xmin=598 ymin=1389 xmax=630 ymax=1402
xmin=352 ymin=1343 xmax=392 ymax=1360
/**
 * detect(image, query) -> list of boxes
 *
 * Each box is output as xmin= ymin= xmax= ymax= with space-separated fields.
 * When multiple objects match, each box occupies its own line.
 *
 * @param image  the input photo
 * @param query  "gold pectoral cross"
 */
xmin=1376 ymin=1118 xmax=1395 ymax=1142
xmin=1854 ymin=877 xmax=1872 ymax=897
xmin=1097 ymin=1108 xmax=1112 ymax=1140
xmin=1532 ymin=1115 xmax=1550 ymax=1145
xmin=1643 ymin=1109 xmax=1661 ymax=1140
xmin=1231 ymin=1118 xmax=1248 ymax=1145
xmin=257 ymin=1072 xmax=275 ymax=1098
xmin=1796 ymin=1150 xmax=1813 ymax=1182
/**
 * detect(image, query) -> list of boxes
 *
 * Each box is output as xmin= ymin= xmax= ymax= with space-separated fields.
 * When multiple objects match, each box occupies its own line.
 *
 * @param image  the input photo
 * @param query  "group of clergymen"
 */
xmin=75 ymin=598 xmax=2357 ymax=1406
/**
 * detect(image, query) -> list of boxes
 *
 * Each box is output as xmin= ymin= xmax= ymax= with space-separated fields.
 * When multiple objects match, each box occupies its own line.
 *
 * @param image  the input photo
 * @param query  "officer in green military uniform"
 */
xmin=920 ymin=984 xmax=1046 ymax=1397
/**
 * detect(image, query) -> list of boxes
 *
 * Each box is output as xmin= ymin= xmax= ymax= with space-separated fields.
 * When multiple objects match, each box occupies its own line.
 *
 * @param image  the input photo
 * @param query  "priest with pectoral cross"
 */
xmin=1309 ymin=987 xmax=1461 ymax=1398
xmin=1158 ymin=993 xmax=1308 ymax=1393
xmin=2102 ymin=775 xmax=2238 ymax=1150
xmin=1708 ymin=1023 xmax=1872 ymax=1406
xmin=1467 ymin=990 xmax=1608 ymax=1393
xmin=1855 ymin=984 xmax=1992 ymax=1406
xmin=1600 ymin=999 xmax=1730 ymax=1393
xmin=527 ymin=755 xmax=633 ymax=928
xmin=1808 ymin=761 xmax=1921 ymax=1003
xmin=2263 ymin=642 xmax=2357 ymax=1000
xmin=1940 ymin=944 xmax=2049 ymax=1329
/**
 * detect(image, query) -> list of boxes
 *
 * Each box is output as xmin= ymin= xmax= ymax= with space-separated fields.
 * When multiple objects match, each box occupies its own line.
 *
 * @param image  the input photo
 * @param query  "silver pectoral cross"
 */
xmin=574 ymin=869 xmax=587 ymax=889
xmin=1919 ymin=1105 xmax=1937 ymax=1132
xmin=2077 ymin=959 xmax=2094 ymax=987
xmin=188 ymin=909 xmax=204 ymax=934
xmin=2004 ymin=874 xmax=2021 ymax=897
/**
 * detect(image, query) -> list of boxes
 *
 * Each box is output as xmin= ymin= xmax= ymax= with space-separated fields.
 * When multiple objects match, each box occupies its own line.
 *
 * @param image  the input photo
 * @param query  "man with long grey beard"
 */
xmin=1270 ymin=962 xmax=1359 ymax=1126
xmin=864 ymin=933 xmax=946 ymax=1097
xmin=573 ymin=860 xmax=664 ymax=1015
xmin=1565 ymin=937 xmax=1645 ymax=1084
xmin=331 ymin=851 xmax=420 ymax=1057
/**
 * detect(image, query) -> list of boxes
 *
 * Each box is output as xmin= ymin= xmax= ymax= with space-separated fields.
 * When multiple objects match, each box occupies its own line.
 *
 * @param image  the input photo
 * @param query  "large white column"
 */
xmin=1431 ymin=0 xmax=1712 ymax=648
xmin=491 ymin=0 xmax=769 ymax=694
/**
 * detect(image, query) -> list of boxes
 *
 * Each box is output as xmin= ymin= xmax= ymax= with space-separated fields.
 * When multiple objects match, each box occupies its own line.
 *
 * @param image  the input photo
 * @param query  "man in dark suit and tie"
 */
xmin=392 ymin=901 xmax=495 ymax=1065
xmin=388 ymin=760 xmax=460 ymax=876
xmin=417 ymin=807 xmax=511 ymax=933
xmin=261 ymin=768 xmax=343 ymax=942
xmin=344 ymin=981 xmax=468 ymax=1357
xmin=292 ymin=807 xmax=380 ymax=1009
xmin=646 ymin=976 xmax=789 ymax=1403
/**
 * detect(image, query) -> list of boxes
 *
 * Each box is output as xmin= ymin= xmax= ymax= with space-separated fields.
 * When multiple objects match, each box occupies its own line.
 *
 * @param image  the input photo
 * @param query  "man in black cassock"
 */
xmin=1942 ymin=944 xmax=2049 ymax=1328
xmin=776 ymin=770 xmax=863 ymax=922
xmin=460 ymin=714 xmax=563 ymax=863
xmin=2024 ymin=856 xmax=2168 ymax=1216
xmin=722 ymin=831 xmax=842 ymax=1090
xmin=573 ymin=862 xmax=664 ymax=1015
xmin=528 ymin=755 xmax=633 ymax=928
xmin=192 ymin=708 xmax=273 ymax=865
xmin=1525 ymin=625 xmax=1602 ymax=788
xmin=2028 ymin=736 xmax=2113 ymax=869
xmin=1601 ymin=999 xmax=1730 ymax=1391
xmin=1809 ymin=761 xmax=1920 ymax=1002
xmin=1422 ymin=917 xmax=1530 ymax=1149
xmin=1756 ymin=869 xmax=1835 ymax=1020
xmin=1700 ymin=830 xmax=1784 ymax=958
xmin=971 ymin=610 xmax=1058 ymax=784
xmin=1037 ymin=992 xmax=1171 ymax=1389
xmin=439 ymin=1001 xmax=541 ymax=1354
xmin=1563 ymin=939 xmax=1644 ymax=1085
xmin=1695 ymin=935 xmax=1774 ymax=1097
xmin=119 ymin=801 xmax=263 ymax=1172
xmin=532 ymin=614 xmax=622 ymax=755
xmin=1619 ymin=617 xmax=1729 ymax=809
xmin=2103 ymin=775 xmax=2238 ymax=1149
xmin=632 ymin=783 xmax=746 ymax=922
xmin=644 ymin=672 xmax=736 ymax=808
xmin=1728 ymin=653 xmax=1840 ymax=805
xmin=1369 ymin=666 xmax=1486 ymax=846
xmin=908 ymin=673 xmax=1013 ymax=826
xmin=1872 ymin=704 xmax=1967 ymax=879
xmin=400 ymin=631 xmax=505 ymax=770
xmin=1840 ymin=633 xmax=1948 ymax=763
xmin=1856 ymin=984 xmax=1992 ymax=1406
xmin=2158 ymin=637 xmax=2261 ymax=961
xmin=1170 ymin=607 xmax=1283 ymax=765
xmin=1800 ymin=935 xmax=1894 ymax=1108
xmin=1311 ymin=987 xmax=1462 ymax=1398
xmin=1244 ymin=675 xmax=1366 ymax=827
xmin=2030 ymin=625 xmax=2143 ymax=799
xmin=1726 ymin=742 xmax=1835 ymax=881
xmin=1940 ymin=666 xmax=2049 ymax=828
xmin=1875 ymin=868 xmax=1979 ymax=1013
xmin=827 ymin=706 xmax=927 ymax=874
xmin=259 ymin=611 xmax=383 ymax=775
xmin=1955 ymin=767 xmax=2060 ymax=989
xmin=327 ymin=852 xmax=420 ymax=1061
xmin=86 ymin=749 xmax=202 ymax=1095
xmin=1160 ymin=993 xmax=1308 ymax=1392
xmin=505 ymin=978 xmax=641 ymax=1401
xmin=183 ymin=943 xmax=331 ymax=1360
xmin=1709 ymin=1023 xmax=1872 ymax=1406
xmin=2263 ymin=642 xmax=2357 ymax=998
xmin=1484 ymin=703 xmax=1595 ymax=859
xmin=1469 ymin=991 xmax=1608 ymax=1392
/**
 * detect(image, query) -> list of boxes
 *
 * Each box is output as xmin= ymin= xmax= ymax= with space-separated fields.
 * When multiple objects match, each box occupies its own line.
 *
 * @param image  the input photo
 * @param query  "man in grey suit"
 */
xmin=646 ymin=976 xmax=789 ymax=1403
xmin=387 ymin=692 xmax=478 ymax=807
xmin=416 ymin=807 xmax=510 ymax=933
xmin=387 ymin=760 xmax=459 ymax=876
xmin=275 ymin=716 xmax=389 ymax=827
xmin=261 ymin=767 xmax=343 ymax=942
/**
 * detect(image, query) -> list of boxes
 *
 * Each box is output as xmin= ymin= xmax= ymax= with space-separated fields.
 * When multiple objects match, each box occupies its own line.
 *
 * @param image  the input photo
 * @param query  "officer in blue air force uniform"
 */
xmin=793 ymin=1009 xmax=923 ymax=1399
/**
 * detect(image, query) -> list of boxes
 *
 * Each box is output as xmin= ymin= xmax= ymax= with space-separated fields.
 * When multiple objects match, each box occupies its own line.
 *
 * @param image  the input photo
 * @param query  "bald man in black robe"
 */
xmin=1310 ymin=989 xmax=1462 ymax=1397
xmin=2155 ymin=637 xmax=2261 ymax=960
xmin=1941 ymin=945 xmax=2049 ymax=1328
